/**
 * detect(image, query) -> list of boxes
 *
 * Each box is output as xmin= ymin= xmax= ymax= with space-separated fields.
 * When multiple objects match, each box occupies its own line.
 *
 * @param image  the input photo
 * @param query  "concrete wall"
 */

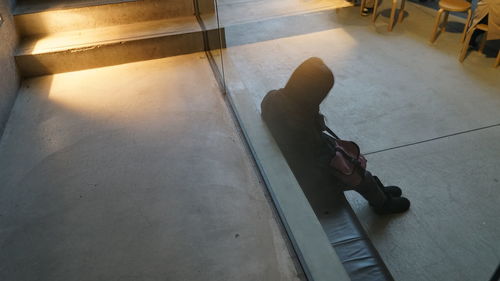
xmin=0 ymin=0 xmax=19 ymax=137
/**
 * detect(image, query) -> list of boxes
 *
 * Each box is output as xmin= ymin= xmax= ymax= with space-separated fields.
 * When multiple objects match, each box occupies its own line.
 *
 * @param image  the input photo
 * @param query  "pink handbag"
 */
xmin=323 ymin=126 xmax=367 ymax=187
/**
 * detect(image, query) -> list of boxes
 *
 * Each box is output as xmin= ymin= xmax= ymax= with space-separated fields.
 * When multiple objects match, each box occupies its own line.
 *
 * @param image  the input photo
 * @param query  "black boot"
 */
xmin=372 ymin=195 xmax=410 ymax=215
xmin=384 ymin=186 xmax=402 ymax=197
xmin=373 ymin=176 xmax=402 ymax=197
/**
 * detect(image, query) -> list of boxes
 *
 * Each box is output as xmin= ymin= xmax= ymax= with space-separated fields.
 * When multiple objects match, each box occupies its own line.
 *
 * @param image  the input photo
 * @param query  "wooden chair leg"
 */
xmin=398 ymin=0 xmax=406 ymax=23
xmin=461 ymin=9 xmax=472 ymax=42
xmin=360 ymin=0 xmax=367 ymax=15
xmin=459 ymin=27 xmax=475 ymax=62
xmin=388 ymin=0 xmax=398 ymax=31
xmin=430 ymin=9 xmax=444 ymax=43
xmin=495 ymin=51 xmax=500 ymax=68
xmin=479 ymin=31 xmax=488 ymax=53
xmin=372 ymin=0 xmax=380 ymax=22
xmin=442 ymin=11 xmax=449 ymax=32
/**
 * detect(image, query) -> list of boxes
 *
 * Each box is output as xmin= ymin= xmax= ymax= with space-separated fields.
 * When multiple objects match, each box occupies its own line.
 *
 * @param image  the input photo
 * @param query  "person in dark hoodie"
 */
xmin=261 ymin=57 xmax=410 ymax=214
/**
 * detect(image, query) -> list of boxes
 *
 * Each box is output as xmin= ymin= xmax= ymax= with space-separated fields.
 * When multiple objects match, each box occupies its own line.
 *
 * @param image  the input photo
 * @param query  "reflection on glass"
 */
xmin=194 ymin=0 xmax=225 ymax=92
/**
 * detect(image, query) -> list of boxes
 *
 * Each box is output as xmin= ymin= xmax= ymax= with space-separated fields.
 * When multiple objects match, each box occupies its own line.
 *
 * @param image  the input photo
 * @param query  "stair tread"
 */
xmin=17 ymin=16 xmax=202 ymax=56
xmin=14 ymin=0 xmax=137 ymax=15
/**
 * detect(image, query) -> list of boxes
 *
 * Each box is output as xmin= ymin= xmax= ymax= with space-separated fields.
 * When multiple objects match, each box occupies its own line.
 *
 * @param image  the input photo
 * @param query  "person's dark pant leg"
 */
xmin=353 ymin=171 xmax=387 ymax=207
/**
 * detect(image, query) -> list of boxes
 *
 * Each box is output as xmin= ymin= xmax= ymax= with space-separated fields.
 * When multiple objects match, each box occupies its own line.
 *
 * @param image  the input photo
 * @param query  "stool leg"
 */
xmin=495 ymin=51 xmax=500 ymax=68
xmin=479 ymin=31 xmax=487 ymax=53
xmin=388 ymin=0 xmax=398 ymax=31
xmin=461 ymin=9 xmax=472 ymax=42
xmin=398 ymin=0 xmax=406 ymax=23
xmin=372 ymin=0 xmax=380 ymax=22
xmin=430 ymin=9 xmax=444 ymax=43
xmin=442 ymin=11 xmax=449 ymax=32
xmin=459 ymin=27 xmax=475 ymax=62
xmin=360 ymin=0 xmax=367 ymax=15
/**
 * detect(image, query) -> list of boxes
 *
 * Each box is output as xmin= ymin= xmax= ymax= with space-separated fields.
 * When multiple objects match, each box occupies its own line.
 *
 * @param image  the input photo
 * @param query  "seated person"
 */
xmin=261 ymin=57 xmax=410 ymax=215
xmin=468 ymin=0 xmax=500 ymax=47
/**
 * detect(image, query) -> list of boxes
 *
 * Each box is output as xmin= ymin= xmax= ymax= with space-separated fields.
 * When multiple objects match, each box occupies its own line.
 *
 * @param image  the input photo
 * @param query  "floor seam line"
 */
xmin=364 ymin=122 xmax=500 ymax=156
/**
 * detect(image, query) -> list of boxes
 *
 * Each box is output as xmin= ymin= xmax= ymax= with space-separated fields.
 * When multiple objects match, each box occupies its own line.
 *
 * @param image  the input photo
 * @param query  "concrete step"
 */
xmin=14 ymin=0 xmax=196 ymax=37
xmin=15 ymin=16 xmax=224 ymax=77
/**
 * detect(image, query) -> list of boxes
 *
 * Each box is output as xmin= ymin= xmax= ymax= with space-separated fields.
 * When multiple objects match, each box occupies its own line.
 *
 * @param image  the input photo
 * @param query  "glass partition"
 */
xmin=213 ymin=1 xmax=357 ymax=280
xmin=210 ymin=0 xmax=500 ymax=280
xmin=193 ymin=0 xmax=225 ymax=91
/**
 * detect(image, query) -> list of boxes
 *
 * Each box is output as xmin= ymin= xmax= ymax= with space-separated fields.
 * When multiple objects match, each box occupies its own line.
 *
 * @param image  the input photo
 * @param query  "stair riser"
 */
xmin=16 ymin=29 xmax=224 ymax=77
xmin=15 ymin=0 xmax=196 ymax=37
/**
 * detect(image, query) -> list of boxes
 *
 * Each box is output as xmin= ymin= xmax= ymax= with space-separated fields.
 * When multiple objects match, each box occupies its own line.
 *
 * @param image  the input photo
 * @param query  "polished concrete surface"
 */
xmin=346 ymin=126 xmax=500 ymax=281
xmin=222 ymin=3 xmax=500 ymax=280
xmin=0 ymin=53 xmax=302 ymax=280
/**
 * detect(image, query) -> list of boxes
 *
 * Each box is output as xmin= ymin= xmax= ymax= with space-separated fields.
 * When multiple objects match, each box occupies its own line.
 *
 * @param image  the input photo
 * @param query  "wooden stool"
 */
xmin=364 ymin=0 xmax=406 ymax=31
xmin=430 ymin=0 xmax=472 ymax=43
xmin=460 ymin=24 xmax=500 ymax=68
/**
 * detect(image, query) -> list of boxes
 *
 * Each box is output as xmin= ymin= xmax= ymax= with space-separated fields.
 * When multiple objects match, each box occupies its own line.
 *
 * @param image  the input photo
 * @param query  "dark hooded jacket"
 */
xmin=261 ymin=58 xmax=343 ymax=196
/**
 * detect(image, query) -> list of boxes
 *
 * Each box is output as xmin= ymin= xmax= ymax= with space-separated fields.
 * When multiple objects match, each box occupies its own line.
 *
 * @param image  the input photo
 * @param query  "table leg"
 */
xmin=479 ymin=31 xmax=488 ymax=54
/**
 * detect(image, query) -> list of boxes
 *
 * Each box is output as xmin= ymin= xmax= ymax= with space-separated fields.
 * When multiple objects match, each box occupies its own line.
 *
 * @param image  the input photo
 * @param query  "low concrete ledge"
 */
xmin=223 ymin=58 xmax=350 ymax=281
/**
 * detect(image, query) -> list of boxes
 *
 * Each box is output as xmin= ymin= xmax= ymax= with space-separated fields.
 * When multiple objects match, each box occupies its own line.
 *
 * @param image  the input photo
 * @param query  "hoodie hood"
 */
xmin=283 ymin=57 xmax=334 ymax=111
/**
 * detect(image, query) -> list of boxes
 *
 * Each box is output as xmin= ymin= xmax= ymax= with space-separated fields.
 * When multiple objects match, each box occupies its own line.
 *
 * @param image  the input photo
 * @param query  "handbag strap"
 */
xmin=318 ymin=115 xmax=362 ymax=161
xmin=317 ymin=113 xmax=340 ymax=139
xmin=324 ymin=125 xmax=340 ymax=140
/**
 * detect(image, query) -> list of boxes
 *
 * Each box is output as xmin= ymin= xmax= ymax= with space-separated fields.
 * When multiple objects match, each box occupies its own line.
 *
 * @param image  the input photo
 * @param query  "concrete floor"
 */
xmin=222 ymin=3 xmax=500 ymax=280
xmin=0 ymin=53 xmax=302 ymax=281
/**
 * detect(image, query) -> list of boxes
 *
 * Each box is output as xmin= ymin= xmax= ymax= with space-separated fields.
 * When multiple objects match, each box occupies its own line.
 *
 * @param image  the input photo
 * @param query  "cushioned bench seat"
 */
xmin=316 ymin=195 xmax=394 ymax=281
xmin=281 ymin=162 xmax=394 ymax=281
